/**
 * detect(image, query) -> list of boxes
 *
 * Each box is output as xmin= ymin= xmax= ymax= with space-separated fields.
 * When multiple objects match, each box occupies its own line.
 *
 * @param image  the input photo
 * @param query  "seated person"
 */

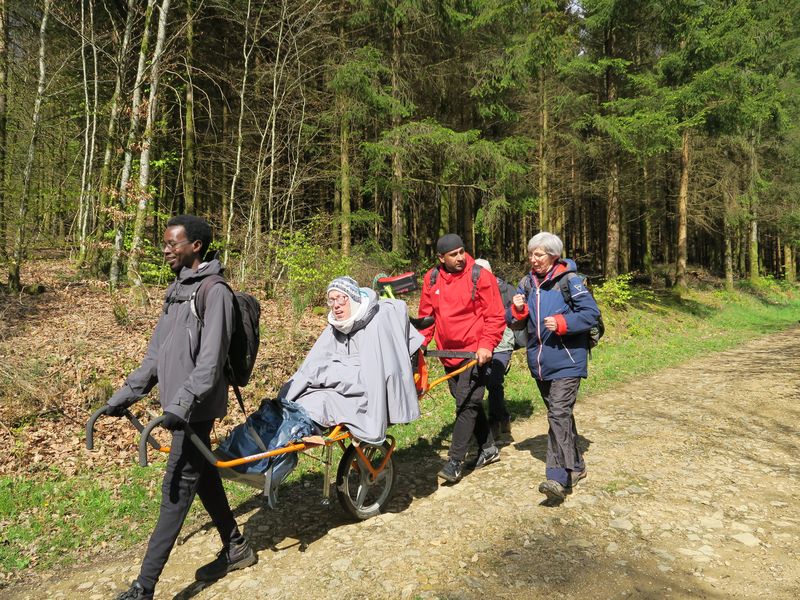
xmin=280 ymin=276 xmax=424 ymax=444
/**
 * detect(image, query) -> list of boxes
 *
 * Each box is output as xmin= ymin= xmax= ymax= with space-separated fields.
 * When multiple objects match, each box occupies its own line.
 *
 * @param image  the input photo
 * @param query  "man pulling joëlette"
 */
xmin=417 ymin=233 xmax=506 ymax=484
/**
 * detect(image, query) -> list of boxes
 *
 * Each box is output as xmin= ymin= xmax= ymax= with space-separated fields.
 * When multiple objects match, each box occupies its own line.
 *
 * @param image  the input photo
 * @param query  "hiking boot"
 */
xmin=115 ymin=581 xmax=153 ymax=600
xmin=538 ymin=479 xmax=567 ymax=502
xmin=195 ymin=537 xmax=257 ymax=582
xmin=437 ymin=458 xmax=463 ymax=484
xmin=568 ymin=469 xmax=587 ymax=488
xmin=466 ymin=445 xmax=500 ymax=470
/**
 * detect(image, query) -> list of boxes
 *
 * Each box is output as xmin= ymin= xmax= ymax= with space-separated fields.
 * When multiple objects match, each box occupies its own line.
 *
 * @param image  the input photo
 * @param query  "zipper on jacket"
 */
xmin=535 ymin=286 xmax=544 ymax=379
xmin=559 ymin=337 xmax=576 ymax=364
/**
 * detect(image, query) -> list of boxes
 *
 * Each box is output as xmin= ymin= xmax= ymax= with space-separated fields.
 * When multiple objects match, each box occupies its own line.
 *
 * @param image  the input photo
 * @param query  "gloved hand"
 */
xmin=161 ymin=411 xmax=186 ymax=431
xmin=105 ymin=403 xmax=129 ymax=417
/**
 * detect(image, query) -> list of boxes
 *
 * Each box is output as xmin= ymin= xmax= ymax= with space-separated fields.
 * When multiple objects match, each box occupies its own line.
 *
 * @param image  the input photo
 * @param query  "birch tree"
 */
xmin=8 ymin=0 xmax=51 ymax=292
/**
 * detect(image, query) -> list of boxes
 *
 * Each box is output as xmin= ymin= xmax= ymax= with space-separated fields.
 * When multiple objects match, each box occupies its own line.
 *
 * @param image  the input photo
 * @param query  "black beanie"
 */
xmin=436 ymin=233 xmax=464 ymax=254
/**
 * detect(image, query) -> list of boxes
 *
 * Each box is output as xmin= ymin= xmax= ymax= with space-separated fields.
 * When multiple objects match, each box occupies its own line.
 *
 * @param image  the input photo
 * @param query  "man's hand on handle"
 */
xmin=476 ymin=347 xmax=492 ymax=366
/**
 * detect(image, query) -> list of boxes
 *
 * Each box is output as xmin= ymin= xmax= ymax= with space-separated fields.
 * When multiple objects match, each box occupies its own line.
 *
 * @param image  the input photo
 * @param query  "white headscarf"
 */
xmin=328 ymin=289 xmax=369 ymax=334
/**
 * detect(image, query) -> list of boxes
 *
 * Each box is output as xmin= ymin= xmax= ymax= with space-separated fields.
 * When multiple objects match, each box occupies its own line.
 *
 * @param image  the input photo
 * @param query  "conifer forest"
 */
xmin=0 ymin=0 xmax=798 ymax=293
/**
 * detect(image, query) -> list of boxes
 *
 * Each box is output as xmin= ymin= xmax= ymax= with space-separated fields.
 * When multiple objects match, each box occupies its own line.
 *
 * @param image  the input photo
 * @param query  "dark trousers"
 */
xmin=446 ymin=362 xmax=494 ymax=461
xmin=486 ymin=350 xmax=512 ymax=424
xmin=138 ymin=419 xmax=239 ymax=591
xmin=536 ymin=377 xmax=585 ymax=487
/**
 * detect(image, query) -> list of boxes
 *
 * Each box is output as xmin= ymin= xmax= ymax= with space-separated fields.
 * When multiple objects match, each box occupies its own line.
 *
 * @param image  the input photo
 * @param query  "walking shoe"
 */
xmin=568 ymin=469 xmax=587 ymax=488
xmin=437 ymin=458 xmax=463 ymax=483
xmin=538 ymin=479 xmax=567 ymax=502
xmin=195 ymin=537 xmax=257 ymax=582
xmin=115 ymin=581 xmax=153 ymax=600
xmin=466 ymin=445 xmax=501 ymax=470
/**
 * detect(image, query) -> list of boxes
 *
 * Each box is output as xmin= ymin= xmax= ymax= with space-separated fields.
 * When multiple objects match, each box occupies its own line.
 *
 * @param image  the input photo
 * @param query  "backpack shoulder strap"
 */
xmin=193 ymin=274 xmax=231 ymax=323
xmin=518 ymin=273 xmax=533 ymax=296
xmin=428 ymin=266 xmax=439 ymax=287
xmin=558 ymin=272 xmax=579 ymax=305
xmin=470 ymin=263 xmax=483 ymax=301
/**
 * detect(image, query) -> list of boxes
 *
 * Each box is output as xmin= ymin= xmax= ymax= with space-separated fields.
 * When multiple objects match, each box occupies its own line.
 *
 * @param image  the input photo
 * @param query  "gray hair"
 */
xmin=527 ymin=231 xmax=563 ymax=257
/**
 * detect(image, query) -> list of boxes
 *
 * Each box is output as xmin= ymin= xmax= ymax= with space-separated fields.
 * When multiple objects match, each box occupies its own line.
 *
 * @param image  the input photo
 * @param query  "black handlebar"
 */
xmin=137 ymin=417 xmax=219 ymax=467
xmin=86 ymin=406 xmax=165 ymax=455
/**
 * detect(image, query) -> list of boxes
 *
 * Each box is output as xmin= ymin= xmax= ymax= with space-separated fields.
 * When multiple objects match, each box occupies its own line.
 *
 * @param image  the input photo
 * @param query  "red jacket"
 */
xmin=418 ymin=253 xmax=506 ymax=368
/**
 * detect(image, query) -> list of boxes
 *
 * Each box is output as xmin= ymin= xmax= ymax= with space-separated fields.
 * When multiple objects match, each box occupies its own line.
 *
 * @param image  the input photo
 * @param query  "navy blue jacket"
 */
xmin=505 ymin=258 xmax=600 ymax=380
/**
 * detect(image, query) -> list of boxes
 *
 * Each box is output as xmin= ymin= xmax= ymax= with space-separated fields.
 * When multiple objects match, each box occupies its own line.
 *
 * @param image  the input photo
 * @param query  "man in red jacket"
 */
xmin=418 ymin=233 xmax=507 ymax=483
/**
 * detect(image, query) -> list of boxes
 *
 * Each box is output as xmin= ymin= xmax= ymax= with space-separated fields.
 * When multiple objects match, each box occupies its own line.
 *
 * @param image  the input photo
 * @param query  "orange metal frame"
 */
xmin=149 ymin=358 xmax=475 ymax=470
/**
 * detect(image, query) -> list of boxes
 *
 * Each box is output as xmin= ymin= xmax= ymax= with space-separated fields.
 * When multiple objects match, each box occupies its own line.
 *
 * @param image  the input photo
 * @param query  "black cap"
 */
xmin=436 ymin=233 xmax=464 ymax=254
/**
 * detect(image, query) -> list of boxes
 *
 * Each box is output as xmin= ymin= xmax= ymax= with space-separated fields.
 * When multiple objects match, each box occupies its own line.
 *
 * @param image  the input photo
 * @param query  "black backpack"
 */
xmin=193 ymin=274 xmax=261 ymax=388
xmin=520 ymin=271 xmax=604 ymax=349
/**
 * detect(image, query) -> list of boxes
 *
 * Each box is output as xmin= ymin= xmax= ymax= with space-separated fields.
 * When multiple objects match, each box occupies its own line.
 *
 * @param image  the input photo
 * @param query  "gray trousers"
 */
xmin=137 ymin=420 xmax=240 ymax=591
xmin=535 ymin=377 xmax=585 ymax=486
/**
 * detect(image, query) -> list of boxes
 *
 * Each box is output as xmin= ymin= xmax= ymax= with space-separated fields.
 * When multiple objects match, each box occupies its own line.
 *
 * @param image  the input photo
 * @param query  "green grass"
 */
xmin=1 ymin=283 xmax=799 ymax=576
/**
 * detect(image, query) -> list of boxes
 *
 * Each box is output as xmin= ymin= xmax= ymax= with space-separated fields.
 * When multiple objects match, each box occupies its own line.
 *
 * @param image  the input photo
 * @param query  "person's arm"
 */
xmin=165 ymin=283 xmax=235 ymax=421
xmin=107 ymin=313 xmax=168 ymax=409
xmin=550 ymin=277 xmax=601 ymax=336
xmin=475 ymin=270 xmax=506 ymax=364
xmin=416 ymin=270 xmax=436 ymax=346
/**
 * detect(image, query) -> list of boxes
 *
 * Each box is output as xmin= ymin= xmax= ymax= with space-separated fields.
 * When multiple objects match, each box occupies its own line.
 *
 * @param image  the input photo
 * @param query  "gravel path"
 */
xmin=8 ymin=328 xmax=800 ymax=599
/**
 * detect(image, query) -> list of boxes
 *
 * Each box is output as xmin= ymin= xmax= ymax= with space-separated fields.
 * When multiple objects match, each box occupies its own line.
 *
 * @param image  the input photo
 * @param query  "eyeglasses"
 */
xmin=326 ymin=294 xmax=349 ymax=307
xmin=529 ymin=251 xmax=550 ymax=260
xmin=163 ymin=239 xmax=192 ymax=251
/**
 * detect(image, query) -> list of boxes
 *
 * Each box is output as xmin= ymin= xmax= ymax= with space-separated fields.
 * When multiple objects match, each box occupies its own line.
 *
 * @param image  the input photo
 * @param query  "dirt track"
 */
xmin=7 ymin=328 xmax=800 ymax=599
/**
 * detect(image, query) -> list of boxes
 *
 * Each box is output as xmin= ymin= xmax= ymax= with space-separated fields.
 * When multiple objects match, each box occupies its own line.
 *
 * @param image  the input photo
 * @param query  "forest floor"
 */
xmin=2 ymin=263 xmax=798 ymax=598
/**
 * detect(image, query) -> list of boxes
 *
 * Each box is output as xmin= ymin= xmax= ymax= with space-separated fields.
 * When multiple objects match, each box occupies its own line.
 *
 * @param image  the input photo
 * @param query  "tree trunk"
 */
xmin=110 ymin=0 xmax=157 ymax=289
xmin=0 ymin=0 xmax=7 ymax=259
xmin=127 ymin=0 xmax=172 ymax=299
xmin=390 ymin=12 xmax=405 ymax=254
xmin=747 ymin=138 xmax=760 ymax=283
xmin=603 ymin=25 xmax=619 ymax=278
xmin=642 ymin=161 xmax=653 ymax=278
xmin=224 ymin=0 xmax=257 ymax=266
xmin=90 ymin=0 xmax=135 ymax=274
xmin=8 ymin=0 xmax=50 ymax=291
xmin=674 ymin=129 xmax=690 ymax=290
xmin=537 ymin=69 xmax=549 ymax=233
xmin=724 ymin=220 xmax=734 ymax=291
xmin=784 ymin=243 xmax=795 ymax=283
xmin=183 ymin=0 xmax=196 ymax=214
xmin=77 ymin=0 xmax=99 ymax=266
xmin=340 ymin=117 xmax=351 ymax=255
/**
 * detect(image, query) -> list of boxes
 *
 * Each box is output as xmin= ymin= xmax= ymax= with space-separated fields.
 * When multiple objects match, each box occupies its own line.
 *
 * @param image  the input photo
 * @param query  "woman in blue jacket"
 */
xmin=506 ymin=232 xmax=601 ymax=502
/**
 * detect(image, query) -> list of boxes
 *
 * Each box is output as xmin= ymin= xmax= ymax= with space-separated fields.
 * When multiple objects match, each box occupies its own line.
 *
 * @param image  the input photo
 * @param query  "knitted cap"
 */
xmin=436 ymin=233 xmax=464 ymax=254
xmin=326 ymin=276 xmax=361 ymax=302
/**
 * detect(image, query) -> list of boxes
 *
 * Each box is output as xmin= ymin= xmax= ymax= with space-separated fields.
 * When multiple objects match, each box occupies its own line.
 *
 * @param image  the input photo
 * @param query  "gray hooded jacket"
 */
xmin=282 ymin=288 xmax=423 ymax=444
xmin=108 ymin=259 xmax=234 ymax=423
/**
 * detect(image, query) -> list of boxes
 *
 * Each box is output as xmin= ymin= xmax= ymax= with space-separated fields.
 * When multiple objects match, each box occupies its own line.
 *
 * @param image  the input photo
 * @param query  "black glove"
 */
xmin=161 ymin=411 xmax=186 ymax=431
xmin=105 ymin=403 xmax=129 ymax=417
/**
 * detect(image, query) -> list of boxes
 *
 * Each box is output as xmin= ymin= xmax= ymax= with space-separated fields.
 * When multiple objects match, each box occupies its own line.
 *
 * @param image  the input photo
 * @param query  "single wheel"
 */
xmin=336 ymin=440 xmax=397 ymax=520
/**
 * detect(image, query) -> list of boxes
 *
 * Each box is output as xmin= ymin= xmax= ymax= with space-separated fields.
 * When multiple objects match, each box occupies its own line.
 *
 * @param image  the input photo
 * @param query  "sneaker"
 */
xmin=538 ymin=479 xmax=567 ymax=501
xmin=568 ymin=469 xmax=587 ymax=488
xmin=195 ymin=537 xmax=257 ymax=582
xmin=115 ymin=581 xmax=153 ymax=600
xmin=437 ymin=458 xmax=463 ymax=483
xmin=470 ymin=445 xmax=500 ymax=469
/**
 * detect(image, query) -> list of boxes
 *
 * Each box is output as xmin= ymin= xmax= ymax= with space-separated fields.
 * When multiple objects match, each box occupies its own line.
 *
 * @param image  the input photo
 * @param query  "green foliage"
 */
xmin=275 ymin=226 xmax=352 ymax=316
xmin=593 ymin=273 xmax=654 ymax=309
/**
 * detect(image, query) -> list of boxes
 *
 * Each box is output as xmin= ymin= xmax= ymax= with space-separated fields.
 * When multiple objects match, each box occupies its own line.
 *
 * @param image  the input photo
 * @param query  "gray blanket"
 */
xmin=282 ymin=289 xmax=423 ymax=444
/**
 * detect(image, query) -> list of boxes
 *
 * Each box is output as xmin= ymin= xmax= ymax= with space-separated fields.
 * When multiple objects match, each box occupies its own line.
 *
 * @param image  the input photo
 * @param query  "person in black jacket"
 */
xmin=474 ymin=259 xmax=517 ymax=441
xmin=105 ymin=215 xmax=256 ymax=600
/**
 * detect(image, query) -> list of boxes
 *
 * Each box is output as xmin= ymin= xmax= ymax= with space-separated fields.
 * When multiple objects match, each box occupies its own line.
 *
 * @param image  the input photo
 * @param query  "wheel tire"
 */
xmin=335 ymin=441 xmax=397 ymax=521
